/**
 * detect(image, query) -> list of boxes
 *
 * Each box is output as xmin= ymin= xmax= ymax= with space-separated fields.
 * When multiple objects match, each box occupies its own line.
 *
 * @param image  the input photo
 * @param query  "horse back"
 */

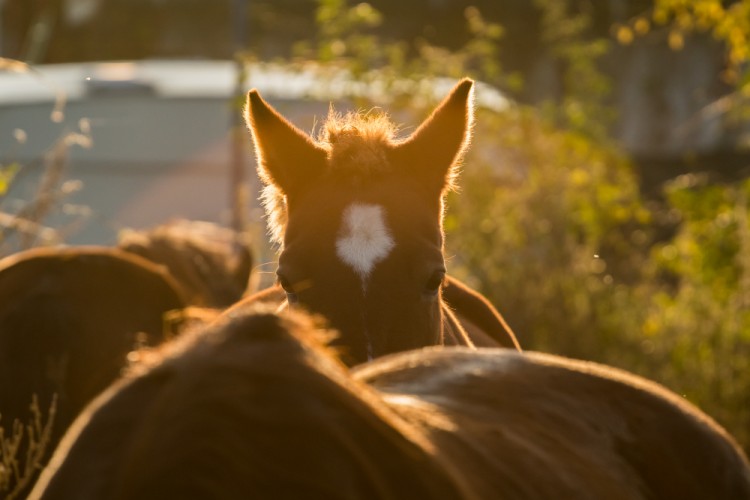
xmin=355 ymin=349 xmax=750 ymax=500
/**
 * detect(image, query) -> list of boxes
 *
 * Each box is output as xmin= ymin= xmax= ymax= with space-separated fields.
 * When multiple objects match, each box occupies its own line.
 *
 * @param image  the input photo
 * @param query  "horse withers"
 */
xmin=240 ymin=78 xmax=519 ymax=364
xmin=30 ymin=307 xmax=750 ymax=499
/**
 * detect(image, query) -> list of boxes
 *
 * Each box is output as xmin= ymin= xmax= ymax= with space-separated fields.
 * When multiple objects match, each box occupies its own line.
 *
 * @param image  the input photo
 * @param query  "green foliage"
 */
xmin=293 ymin=0 xmax=387 ymax=76
xmin=639 ymin=177 xmax=750 ymax=449
xmin=0 ymin=163 xmax=20 ymax=197
xmin=618 ymin=0 xmax=750 ymax=133
xmin=445 ymin=107 xmax=651 ymax=361
xmin=411 ymin=7 xmax=508 ymax=88
xmin=649 ymin=0 xmax=750 ymax=80
xmin=656 ymin=176 xmax=748 ymax=296
xmin=290 ymin=2 xmax=517 ymax=99
xmin=533 ymin=0 xmax=614 ymax=140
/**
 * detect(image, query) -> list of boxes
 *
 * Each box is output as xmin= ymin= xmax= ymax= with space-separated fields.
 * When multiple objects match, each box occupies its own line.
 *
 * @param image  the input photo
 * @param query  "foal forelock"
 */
xmin=323 ymin=112 xmax=398 ymax=173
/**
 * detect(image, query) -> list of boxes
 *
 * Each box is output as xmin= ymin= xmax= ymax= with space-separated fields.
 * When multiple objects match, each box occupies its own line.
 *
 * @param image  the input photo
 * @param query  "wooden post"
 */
xmin=229 ymin=0 xmax=248 ymax=233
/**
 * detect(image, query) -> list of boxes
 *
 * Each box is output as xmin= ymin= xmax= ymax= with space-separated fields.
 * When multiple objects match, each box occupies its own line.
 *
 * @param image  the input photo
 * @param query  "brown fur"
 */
xmin=322 ymin=111 xmax=399 ymax=175
xmin=238 ymin=274 xmax=520 ymax=350
xmin=251 ymin=86 xmax=468 ymax=249
xmin=0 ymin=246 xmax=187 ymax=495
xmin=31 ymin=308 xmax=750 ymax=499
xmin=117 ymin=219 xmax=254 ymax=307
xmin=31 ymin=307 xmax=470 ymax=500
xmin=256 ymin=111 xmax=401 ymax=249
xmin=357 ymin=349 xmax=750 ymax=499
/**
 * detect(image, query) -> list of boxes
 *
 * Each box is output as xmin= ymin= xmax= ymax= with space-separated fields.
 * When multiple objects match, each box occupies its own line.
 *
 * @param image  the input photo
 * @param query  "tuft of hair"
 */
xmin=318 ymin=109 xmax=399 ymax=175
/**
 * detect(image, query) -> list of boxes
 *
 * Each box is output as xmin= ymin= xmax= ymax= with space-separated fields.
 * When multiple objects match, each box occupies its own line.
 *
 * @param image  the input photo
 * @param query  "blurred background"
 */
xmin=1 ymin=0 xmax=749 ymax=453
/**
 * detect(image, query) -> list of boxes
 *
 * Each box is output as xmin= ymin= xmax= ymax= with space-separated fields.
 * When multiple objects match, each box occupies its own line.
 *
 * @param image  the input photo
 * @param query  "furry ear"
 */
xmin=393 ymin=78 xmax=474 ymax=194
xmin=245 ymin=90 xmax=328 ymax=197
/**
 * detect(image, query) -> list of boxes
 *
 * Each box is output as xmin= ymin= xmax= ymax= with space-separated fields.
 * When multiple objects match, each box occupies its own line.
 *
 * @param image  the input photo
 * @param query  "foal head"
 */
xmin=245 ymin=80 xmax=474 ymax=363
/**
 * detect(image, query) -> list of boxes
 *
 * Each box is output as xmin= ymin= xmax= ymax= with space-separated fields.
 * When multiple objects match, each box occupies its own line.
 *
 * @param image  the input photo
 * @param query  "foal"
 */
xmin=30 ymin=308 xmax=750 ymax=499
xmin=241 ymin=78 xmax=519 ymax=364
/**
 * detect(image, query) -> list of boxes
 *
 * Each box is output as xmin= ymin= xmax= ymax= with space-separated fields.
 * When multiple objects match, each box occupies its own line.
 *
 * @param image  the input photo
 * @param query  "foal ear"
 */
xmin=245 ymin=90 xmax=328 ymax=196
xmin=395 ymin=78 xmax=474 ymax=193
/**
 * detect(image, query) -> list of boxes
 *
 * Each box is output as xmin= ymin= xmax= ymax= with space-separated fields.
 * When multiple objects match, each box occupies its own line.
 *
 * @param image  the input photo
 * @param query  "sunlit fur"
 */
xmin=30 ymin=307 xmax=469 ymax=499
xmin=31 ymin=308 xmax=750 ymax=499
xmin=356 ymin=347 xmax=750 ymax=499
xmin=242 ymin=79 xmax=518 ymax=362
xmin=253 ymin=93 xmax=470 ymax=249
xmin=323 ymin=111 xmax=399 ymax=175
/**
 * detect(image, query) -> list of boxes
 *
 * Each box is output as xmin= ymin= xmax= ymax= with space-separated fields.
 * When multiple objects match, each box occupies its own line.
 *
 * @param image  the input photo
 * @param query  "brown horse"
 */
xmin=356 ymin=350 xmax=750 ymax=499
xmin=117 ymin=219 xmax=255 ymax=308
xmin=31 ymin=308 xmax=750 ymax=499
xmin=240 ymin=78 xmax=519 ymax=364
xmin=0 ymin=246 xmax=187 ymax=475
xmin=29 ymin=307 xmax=466 ymax=500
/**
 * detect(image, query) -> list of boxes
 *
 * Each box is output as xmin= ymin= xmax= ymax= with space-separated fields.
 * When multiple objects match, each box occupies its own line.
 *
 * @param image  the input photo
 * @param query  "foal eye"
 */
xmin=424 ymin=270 xmax=445 ymax=295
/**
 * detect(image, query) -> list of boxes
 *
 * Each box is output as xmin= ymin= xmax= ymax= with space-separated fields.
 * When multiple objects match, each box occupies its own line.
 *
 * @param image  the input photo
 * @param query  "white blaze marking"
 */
xmin=336 ymin=203 xmax=395 ymax=283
